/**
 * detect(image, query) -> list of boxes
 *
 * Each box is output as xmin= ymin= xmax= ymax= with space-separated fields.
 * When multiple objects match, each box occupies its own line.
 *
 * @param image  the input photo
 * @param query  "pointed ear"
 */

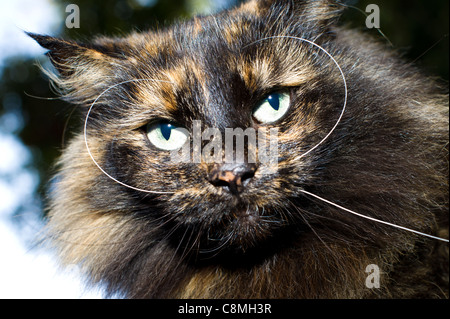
xmin=28 ymin=32 xmax=126 ymax=105
xmin=28 ymin=33 xmax=117 ymax=75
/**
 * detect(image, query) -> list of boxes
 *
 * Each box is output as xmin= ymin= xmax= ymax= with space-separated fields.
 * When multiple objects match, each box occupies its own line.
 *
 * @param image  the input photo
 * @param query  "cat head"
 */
xmin=30 ymin=0 xmax=446 ymax=265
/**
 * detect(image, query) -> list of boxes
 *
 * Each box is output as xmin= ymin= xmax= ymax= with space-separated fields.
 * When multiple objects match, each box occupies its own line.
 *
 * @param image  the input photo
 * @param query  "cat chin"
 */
xmin=190 ymin=206 xmax=286 ymax=257
xmin=227 ymin=210 xmax=273 ymax=247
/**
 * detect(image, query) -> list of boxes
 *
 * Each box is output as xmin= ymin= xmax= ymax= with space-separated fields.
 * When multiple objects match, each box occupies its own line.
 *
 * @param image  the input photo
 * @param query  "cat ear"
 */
xmin=28 ymin=32 xmax=126 ymax=105
xmin=27 ymin=33 xmax=125 ymax=75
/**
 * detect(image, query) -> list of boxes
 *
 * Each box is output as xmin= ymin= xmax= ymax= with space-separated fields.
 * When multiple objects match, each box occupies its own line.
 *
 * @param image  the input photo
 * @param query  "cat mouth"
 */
xmin=231 ymin=206 xmax=261 ymax=224
xmin=168 ymin=200 xmax=288 ymax=256
xmin=188 ymin=203 xmax=292 ymax=260
xmin=203 ymin=205 xmax=281 ymax=252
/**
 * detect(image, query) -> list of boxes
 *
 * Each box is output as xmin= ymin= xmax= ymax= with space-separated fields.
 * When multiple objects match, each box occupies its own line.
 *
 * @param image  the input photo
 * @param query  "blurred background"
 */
xmin=0 ymin=0 xmax=448 ymax=298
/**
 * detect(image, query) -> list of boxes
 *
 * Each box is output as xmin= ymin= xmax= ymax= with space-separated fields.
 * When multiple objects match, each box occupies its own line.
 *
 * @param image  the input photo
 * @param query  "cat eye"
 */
xmin=146 ymin=121 xmax=189 ymax=151
xmin=252 ymin=92 xmax=290 ymax=124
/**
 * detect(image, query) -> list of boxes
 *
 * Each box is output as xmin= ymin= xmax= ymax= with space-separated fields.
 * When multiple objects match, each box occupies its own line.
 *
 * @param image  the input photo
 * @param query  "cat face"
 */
xmin=32 ymin=0 xmax=351 ymax=255
xmin=31 ymin=0 xmax=447 ymax=296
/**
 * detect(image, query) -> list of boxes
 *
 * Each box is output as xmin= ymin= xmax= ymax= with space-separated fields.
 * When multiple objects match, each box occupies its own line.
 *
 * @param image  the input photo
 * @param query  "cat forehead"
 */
xmin=126 ymin=15 xmax=315 ymax=109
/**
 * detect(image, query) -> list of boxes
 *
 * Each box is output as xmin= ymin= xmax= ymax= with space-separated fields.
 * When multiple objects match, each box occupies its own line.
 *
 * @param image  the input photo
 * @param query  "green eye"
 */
xmin=252 ymin=92 xmax=290 ymax=124
xmin=147 ymin=121 xmax=189 ymax=151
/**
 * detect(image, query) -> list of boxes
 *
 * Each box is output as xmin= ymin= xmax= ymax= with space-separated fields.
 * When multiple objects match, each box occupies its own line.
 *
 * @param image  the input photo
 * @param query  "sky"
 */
xmin=0 ymin=0 xmax=235 ymax=300
xmin=0 ymin=0 xmax=61 ymax=69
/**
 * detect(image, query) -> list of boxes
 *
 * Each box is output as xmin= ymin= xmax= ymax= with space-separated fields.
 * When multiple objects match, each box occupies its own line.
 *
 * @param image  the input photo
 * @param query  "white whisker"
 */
xmin=300 ymin=190 xmax=449 ymax=243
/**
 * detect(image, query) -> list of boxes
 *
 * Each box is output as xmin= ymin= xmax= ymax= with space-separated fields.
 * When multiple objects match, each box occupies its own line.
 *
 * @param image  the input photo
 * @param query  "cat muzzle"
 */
xmin=207 ymin=163 xmax=257 ymax=195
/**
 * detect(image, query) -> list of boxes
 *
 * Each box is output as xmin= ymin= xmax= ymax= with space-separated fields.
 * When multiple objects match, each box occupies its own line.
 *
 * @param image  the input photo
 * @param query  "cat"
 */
xmin=30 ymin=0 xmax=448 ymax=298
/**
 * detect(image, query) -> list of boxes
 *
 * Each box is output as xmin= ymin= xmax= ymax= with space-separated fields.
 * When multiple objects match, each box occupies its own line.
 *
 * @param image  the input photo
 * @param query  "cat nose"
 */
xmin=208 ymin=163 xmax=257 ymax=195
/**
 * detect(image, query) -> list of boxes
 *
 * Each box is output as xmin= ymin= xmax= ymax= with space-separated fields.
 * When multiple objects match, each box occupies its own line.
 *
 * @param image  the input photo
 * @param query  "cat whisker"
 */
xmin=287 ymin=200 xmax=335 ymax=255
xmin=41 ymin=210 xmax=181 ymax=249
xmin=275 ymin=203 xmax=296 ymax=226
xmin=199 ymin=228 xmax=235 ymax=256
xmin=167 ymin=225 xmax=191 ymax=269
xmin=23 ymin=90 xmax=61 ymax=101
xmin=259 ymin=207 xmax=279 ymax=220
xmin=411 ymin=33 xmax=449 ymax=64
xmin=334 ymin=1 xmax=394 ymax=48
xmin=300 ymin=190 xmax=449 ymax=243
xmin=180 ymin=226 xmax=202 ymax=261
xmin=293 ymin=196 xmax=367 ymax=236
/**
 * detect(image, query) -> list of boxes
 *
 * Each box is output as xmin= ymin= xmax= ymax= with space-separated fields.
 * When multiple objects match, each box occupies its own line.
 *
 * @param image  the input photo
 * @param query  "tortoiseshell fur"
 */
xmin=31 ymin=0 xmax=448 ymax=298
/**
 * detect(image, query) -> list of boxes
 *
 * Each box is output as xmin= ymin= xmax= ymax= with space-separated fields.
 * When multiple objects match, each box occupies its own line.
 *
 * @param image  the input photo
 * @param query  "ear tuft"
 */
xmin=27 ymin=32 xmax=95 ymax=76
xmin=28 ymin=32 xmax=121 ymax=106
xmin=27 ymin=32 xmax=78 ymax=52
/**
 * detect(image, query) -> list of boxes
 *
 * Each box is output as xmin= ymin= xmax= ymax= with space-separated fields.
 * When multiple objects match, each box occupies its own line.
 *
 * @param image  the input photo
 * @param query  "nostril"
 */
xmin=209 ymin=177 xmax=231 ymax=188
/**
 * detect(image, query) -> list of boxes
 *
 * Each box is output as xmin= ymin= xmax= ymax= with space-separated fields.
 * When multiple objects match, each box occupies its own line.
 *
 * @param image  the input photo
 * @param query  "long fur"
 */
xmin=31 ymin=0 xmax=448 ymax=298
